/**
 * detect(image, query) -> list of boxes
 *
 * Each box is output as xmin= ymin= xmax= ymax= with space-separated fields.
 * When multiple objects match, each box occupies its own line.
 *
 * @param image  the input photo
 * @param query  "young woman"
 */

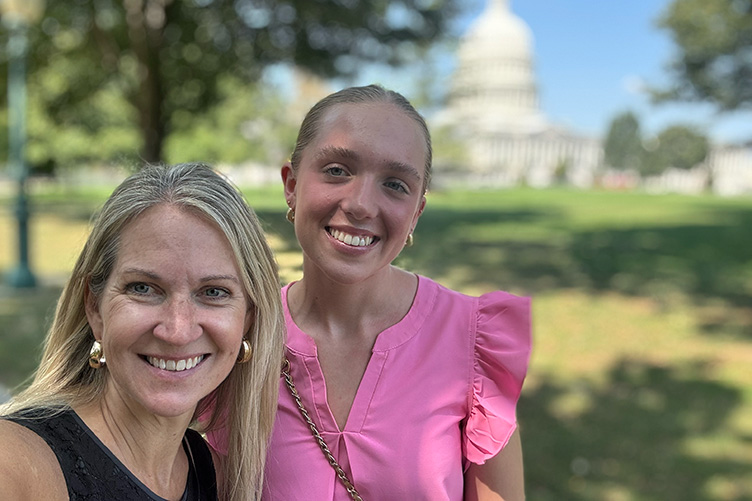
xmin=0 ymin=163 xmax=285 ymax=500
xmin=260 ymin=85 xmax=532 ymax=500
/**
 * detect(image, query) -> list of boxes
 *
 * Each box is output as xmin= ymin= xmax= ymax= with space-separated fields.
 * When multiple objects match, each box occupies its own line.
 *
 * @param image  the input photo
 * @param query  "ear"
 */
xmin=243 ymin=305 xmax=256 ymax=338
xmin=281 ymin=162 xmax=297 ymax=208
xmin=84 ymin=283 xmax=104 ymax=342
xmin=411 ymin=195 xmax=427 ymax=231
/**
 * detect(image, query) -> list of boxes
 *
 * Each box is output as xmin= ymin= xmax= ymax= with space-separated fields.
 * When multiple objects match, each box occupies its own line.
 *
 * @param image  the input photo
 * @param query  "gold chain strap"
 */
xmin=281 ymin=358 xmax=364 ymax=501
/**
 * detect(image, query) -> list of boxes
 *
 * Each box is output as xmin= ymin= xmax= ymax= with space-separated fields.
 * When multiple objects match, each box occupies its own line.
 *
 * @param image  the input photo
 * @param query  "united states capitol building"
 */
xmin=435 ymin=0 xmax=752 ymax=196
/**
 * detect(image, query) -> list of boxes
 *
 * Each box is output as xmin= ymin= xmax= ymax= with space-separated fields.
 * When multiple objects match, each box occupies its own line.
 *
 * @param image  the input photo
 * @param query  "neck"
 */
xmin=288 ymin=266 xmax=418 ymax=342
xmin=74 ymin=396 xmax=192 ymax=498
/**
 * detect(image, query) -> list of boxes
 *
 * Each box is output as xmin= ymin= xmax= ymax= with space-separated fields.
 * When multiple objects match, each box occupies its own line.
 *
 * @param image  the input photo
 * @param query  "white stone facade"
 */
xmin=709 ymin=145 xmax=752 ymax=196
xmin=438 ymin=0 xmax=602 ymax=188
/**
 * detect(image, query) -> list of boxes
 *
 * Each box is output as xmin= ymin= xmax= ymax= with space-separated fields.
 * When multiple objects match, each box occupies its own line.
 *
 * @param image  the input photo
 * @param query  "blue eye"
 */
xmin=385 ymin=180 xmax=409 ymax=193
xmin=324 ymin=166 xmax=347 ymax=177
xmin=129 ymin=283 xmax=152 ymax=294
xmin=204 ymin=287 xmax=229 ymax=298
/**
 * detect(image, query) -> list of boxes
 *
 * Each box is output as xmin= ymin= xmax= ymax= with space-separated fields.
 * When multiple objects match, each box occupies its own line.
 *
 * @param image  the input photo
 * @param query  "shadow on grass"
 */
xmin=522 ymin=359 xmax=745 ymax=500
xmin=569 ymin=210 xmax=752 ymax=339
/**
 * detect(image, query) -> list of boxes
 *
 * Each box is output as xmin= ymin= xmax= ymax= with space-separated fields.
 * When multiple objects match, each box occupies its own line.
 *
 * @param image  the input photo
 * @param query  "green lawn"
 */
xmin=2 ymin=185 xmax=750 ymax=500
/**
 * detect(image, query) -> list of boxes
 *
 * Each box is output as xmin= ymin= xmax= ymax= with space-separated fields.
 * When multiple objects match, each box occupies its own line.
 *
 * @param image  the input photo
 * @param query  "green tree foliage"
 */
xmin=642 ymin=125 xmax=709 ymax=176
xmin=603 ymin=111 xmax=645 ymax=170
xmin=164 ymin=75 xmax=297 ymax=166
xmin=25 ymin=63 xmax=141 ymax=171
xmin=1 ymin=0 xmax=460 ymax=166
xmin=655 ymin=0 xmax=752 ymax=110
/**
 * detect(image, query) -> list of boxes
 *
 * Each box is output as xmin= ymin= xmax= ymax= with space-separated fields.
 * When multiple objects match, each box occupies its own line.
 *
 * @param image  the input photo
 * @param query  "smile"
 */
xmin=327 ymin=228 xmax=375 ymax=247
xmin=146 ymin=355 xmax=204 ymax=372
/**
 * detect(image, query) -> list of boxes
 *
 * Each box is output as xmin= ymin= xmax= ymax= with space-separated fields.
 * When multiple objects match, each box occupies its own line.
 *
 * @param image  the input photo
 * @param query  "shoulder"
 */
xmin=0 ymin=419 xmax=67 ymax=500
xmin=418 ymin=275 xmax=530 ymax=317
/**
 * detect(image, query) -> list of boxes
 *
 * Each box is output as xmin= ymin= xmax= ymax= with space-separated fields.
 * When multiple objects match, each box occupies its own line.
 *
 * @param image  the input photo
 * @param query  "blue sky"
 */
xmin=344 ymin=0 xmax=752 ymax=144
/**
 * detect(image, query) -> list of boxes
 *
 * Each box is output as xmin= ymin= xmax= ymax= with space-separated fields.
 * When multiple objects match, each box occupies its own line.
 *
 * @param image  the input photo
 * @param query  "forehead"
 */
xmin=306 ymin=102 xmax=428 ymax=175
xmin=115 ymin=205 xmax=238 ymax=268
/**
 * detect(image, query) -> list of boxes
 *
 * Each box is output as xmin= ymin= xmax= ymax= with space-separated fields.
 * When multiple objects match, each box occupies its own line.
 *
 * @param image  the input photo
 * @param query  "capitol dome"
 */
xmin=448 ymin=0 xmax=545 ymax=133
xmin=435 ymin=0 xmax=602 ymax=189
xmin=460 ymin=0 xmax=533 ymax=61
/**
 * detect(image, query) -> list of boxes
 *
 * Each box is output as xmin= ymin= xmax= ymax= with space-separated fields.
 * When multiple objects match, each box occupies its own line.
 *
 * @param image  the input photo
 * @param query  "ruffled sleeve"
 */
xmin=463 ymin=291 xmax=532 ymax=465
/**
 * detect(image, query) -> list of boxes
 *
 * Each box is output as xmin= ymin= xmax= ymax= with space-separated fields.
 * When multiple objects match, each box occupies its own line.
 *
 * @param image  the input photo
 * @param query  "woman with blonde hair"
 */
xmin=0 ymin=162 xmax=285 ymax=500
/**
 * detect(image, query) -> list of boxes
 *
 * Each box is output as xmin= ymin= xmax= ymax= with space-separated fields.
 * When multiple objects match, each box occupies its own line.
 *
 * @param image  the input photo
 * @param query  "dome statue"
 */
xmin=448 ymin=0 xmax=546 ymax=134
xmin=435 ymin=0 xmax=602 ymax=188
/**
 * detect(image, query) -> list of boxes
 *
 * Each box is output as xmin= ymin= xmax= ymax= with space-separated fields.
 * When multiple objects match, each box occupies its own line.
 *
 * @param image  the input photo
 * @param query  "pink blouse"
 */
xmin=265 ymin=276 xmax=530 ymax=500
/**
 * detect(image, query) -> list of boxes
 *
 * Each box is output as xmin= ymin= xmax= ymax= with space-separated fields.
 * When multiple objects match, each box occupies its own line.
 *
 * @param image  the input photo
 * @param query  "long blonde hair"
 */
xmin=1 ymin=163 xmax=285 ymax=500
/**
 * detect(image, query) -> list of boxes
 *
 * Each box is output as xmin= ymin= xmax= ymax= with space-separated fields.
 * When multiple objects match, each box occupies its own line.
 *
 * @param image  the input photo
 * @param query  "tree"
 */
xmin=2 ymin=0 xmax=460 ymax=165
xmin=642 ymin=125 xmax=709 ymax=176
xmin=603 ymin=111 xmax=644 ymax=170
xmin=655 ymin=0 xmax=752 ymax=111
xmin=164 ymin=75 xmax=297 ymax=167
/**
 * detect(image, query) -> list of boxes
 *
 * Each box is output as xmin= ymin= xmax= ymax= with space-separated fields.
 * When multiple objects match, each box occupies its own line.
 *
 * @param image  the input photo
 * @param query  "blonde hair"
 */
xmin=1 ymin=163 xmax=285 ymax=500
xmin=289 ymin=83 xmax=433 ymax=193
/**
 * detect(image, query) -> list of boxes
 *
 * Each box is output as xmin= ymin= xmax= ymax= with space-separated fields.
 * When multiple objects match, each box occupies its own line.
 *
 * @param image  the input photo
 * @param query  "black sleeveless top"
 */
xmin=5 ymin=408 xmax=217 ymax=500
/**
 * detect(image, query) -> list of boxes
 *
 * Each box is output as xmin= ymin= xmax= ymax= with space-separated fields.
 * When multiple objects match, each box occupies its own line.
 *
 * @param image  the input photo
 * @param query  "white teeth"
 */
xmin=147 ymin=355 xmax=204 ymax=372
xmin=330 ymin=229 xmax=373 ymax=247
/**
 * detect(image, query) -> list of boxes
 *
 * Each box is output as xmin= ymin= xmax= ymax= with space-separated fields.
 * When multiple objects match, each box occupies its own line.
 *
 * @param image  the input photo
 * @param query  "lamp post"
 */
xmin=1 ymin=0 xmax=45 ymax=288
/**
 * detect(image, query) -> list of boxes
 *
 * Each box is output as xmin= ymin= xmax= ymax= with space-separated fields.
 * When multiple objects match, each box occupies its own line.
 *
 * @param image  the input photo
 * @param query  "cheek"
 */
xmin=214 ymin=309 xmax=250 ymax=348
xmin=102 ymin=303 xmax=147 ymax=332
xmin=394 ymin=205 xmax=420 ymax=228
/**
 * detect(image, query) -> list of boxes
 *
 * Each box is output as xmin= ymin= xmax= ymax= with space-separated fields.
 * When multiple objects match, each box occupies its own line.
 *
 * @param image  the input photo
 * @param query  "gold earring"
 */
xmin=89 ymin=340 xmax=106 ymax=369
xmin=405 ymin=233 xmax=414 ymax=247
xmin=237 ymin=339 xmax=252 ymax=364
xmin=286 ymin=208 xmax=295 ymax=224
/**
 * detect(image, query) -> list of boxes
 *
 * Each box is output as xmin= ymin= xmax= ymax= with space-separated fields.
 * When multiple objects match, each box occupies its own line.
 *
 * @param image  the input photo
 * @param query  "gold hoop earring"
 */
xmin=237 ymin=339 xmax=253 ymax=364
xmin=405 ymin=233 xmax=414 ymax=247
xmin=89 ymin=340 xmax=106 ymax=369
xmin=286 ymin=208 xmax=295 ymax=224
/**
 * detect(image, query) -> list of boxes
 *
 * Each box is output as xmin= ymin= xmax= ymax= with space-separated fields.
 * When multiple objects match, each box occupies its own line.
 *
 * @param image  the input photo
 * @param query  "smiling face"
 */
xmin=283 ymin=102 xmax=428 ymax=285
xmin=85 ymin=204 xmax=251 ymax=419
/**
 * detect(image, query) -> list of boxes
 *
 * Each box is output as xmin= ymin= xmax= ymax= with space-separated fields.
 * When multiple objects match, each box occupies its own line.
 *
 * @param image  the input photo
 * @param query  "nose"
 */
xmin=152 ymin=295 xmax=202 ymax=345
xmin=340 ymin=178 xmax=378 ymax=220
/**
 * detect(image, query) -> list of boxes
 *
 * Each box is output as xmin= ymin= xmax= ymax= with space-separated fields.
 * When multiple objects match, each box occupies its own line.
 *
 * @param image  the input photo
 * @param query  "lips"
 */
xmin=327 ymin=227 xmax=375 ymax=247
xmin=146 ymin=355 xmax=204 ymax=372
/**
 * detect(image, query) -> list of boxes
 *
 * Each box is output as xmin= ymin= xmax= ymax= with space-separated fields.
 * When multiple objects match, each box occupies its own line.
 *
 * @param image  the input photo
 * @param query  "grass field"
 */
xmin=2 ymin=184 xmax=751 ymax=500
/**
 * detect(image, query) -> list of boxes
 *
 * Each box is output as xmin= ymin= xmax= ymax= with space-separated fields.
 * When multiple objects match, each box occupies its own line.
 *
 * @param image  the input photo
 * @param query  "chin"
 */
xmin=142 ymin=398 xmax=202 ymax=420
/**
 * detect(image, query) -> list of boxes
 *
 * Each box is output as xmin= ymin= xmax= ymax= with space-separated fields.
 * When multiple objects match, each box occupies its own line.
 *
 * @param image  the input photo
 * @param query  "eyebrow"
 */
xmin=120 ymin=268 xmax=241 ymax=284
xmin=121 ymin=268 xmax=160 ymax=280
xmin=313 ymin=145 xmax=359 ymax=162
xmin=314 ymin=145 xmax=423 ymax=183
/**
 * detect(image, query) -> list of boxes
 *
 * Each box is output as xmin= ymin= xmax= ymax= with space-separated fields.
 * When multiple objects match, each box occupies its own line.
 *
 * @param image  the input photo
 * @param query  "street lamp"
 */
xmin=1 ymin=0 xmax=45 ymax=288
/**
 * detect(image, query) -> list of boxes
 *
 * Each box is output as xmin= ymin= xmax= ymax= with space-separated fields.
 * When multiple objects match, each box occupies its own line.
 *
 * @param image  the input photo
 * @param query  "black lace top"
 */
xmin=5 ymin=408 xmax=217 ymax=500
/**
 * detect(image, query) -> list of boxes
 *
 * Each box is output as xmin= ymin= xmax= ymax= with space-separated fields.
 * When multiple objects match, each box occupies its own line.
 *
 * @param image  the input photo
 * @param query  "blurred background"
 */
xmin=1 ymin=0 xmax=750 ymax=499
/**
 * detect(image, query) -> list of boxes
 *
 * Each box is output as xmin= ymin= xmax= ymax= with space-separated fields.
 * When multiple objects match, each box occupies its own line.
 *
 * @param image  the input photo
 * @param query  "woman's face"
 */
xmin=86 ymin=204 xmax=251 ymax=419
xmin=283 ymin=102 xmax=427 ymax=285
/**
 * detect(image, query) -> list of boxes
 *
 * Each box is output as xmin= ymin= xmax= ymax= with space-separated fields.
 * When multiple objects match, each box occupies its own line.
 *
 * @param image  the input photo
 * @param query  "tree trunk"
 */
xmin=124 ymin=0 xmax=170 ymax=164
